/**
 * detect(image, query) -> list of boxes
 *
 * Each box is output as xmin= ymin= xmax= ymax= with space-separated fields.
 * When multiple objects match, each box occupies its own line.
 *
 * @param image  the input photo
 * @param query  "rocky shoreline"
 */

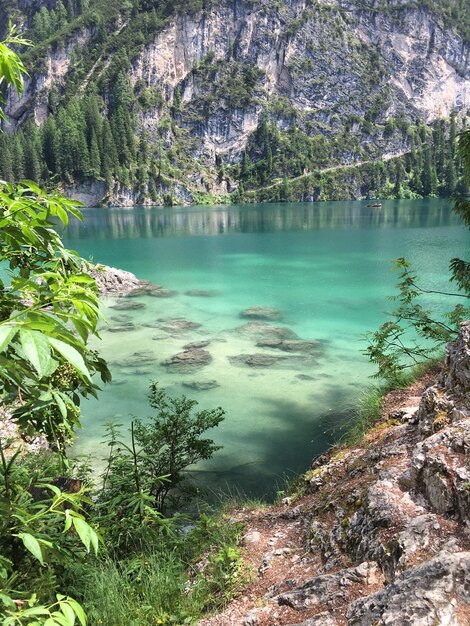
xmin=199 ymin=322 xmax=470 ymax=626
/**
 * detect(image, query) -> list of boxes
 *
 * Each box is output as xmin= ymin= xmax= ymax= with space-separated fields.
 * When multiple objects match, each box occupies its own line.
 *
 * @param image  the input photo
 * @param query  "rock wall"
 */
xmin=131 ymin=0 xmax=470 ymax=160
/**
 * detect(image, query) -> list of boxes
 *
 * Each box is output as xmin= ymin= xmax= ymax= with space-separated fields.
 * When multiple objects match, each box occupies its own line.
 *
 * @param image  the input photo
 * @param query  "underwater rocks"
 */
xmin=120 ymin=351 xmax=155 ymax=368
xmin=256 ymin=339 xmax=323 ymax=354
xmin=148 ymin=287 xmax=178 ymax=298
xmin=162 ymin=348 xmax=212 ymax=373
xmin=183 ymin=340 xmax=211 ymax=349
xmin=241 ymin=306 xmax=283 ymax=321
xmin=182 ymin=380 xmax=220 ymax=391
xmin=143 ymin=318 xmax=203 ymax=334
xmin=230 ymin=322 xmax=299 ymax=342
xmin=228 ymin=353 xmax=290 ymax=367
xmin=109 ymin=300 xmax=145 ymax=311
xmin=185 ymin=289 xmax=218 ymax=297
xmin=107 ymin=322 xmax=136 ymax=332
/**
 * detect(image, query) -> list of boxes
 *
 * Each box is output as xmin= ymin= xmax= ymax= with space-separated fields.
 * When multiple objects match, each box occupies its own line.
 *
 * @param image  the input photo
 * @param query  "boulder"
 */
xmin=230 ymin=322 xmax=299 ymax=342
xmin=182 ymin=380 xmax=219 ymax=391
xmin=162 ymin=348 xmax=212 ymax=373
xmin=89 ymin=264 xmax=146 ymax=296
xmin=346 ymin=552 xmax=470 ymax=626
xmin=277 ymin=562 xmax=383 ymax=611
xmin=241 ymin=306 xmax=283 ymax=321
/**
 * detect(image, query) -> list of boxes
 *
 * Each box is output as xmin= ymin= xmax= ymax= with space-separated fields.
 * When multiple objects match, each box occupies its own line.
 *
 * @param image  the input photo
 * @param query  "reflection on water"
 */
xmin=64 ymin=199 xmax=469 ymax=497
xmin=65 ymin=199 xmax=460 ymax=241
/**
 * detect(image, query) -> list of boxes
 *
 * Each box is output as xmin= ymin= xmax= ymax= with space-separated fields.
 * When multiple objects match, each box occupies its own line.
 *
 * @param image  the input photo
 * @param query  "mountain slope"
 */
xmin=1 ymin=0 xmax=470 ymax=205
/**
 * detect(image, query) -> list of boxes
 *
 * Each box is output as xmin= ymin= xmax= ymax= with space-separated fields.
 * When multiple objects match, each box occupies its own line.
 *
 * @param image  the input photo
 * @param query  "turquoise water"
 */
xmin=63 ymin=199 xmax=469 ymax=497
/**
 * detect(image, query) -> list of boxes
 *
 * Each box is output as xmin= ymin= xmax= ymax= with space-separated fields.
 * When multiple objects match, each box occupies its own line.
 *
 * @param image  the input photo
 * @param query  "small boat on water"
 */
xmin=367 ymin=203 xmax=382 ymax=208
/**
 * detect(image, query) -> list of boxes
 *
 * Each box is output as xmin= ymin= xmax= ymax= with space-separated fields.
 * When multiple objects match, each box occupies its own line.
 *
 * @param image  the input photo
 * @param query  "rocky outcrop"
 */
xmin=89 ymin=264 xmax=154 ymax=296
xmin=199 ymin=321 xmax=470 ymax=626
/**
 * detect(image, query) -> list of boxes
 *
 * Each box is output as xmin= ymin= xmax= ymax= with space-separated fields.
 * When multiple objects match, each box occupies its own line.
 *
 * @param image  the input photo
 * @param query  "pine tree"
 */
xmin=11 ymin=134 xmax=25 ymax=180
xmin=41 ymin=116 xmax=59 ymax=175
xmin=88 ymin=131 xmax=101 ymax=178
xmin=101 ymin=118 xmax=119 ymax=185
xmin=0 ymin=134 xmax=13 ymax=181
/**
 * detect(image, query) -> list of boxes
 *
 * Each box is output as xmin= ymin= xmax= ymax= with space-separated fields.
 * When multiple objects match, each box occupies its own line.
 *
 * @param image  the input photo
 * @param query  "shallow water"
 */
xmin=63 ymin=199 xmax=469 ymax=497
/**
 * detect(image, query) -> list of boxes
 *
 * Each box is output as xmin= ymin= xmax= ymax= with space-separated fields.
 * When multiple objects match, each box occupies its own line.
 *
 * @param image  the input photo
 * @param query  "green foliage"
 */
xmin=0 ymin=27 xmax=107 ymax=624
xmin=95 ymin=383 xmax=225 ymax=553
xmin=0 ymin=180 xmax=111 ymax=450
xmin=0 ymin=446 xmax=99 ymax=624
xmin=66 ymin=512 xmax=244 ymax=626
xmin=365 ymin=129 xmax=470 ymax=383
xmin=365 ymin=258 xmax=469 ymax=383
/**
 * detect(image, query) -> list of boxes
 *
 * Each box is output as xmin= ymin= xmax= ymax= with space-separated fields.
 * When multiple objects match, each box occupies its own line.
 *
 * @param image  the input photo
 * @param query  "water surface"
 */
xmin=63 ymin=199 xmax=468 ymax=496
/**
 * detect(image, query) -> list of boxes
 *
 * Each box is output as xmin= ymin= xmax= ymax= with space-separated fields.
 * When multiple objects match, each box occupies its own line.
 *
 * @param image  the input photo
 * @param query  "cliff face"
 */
xmin=3 ymin=0 xmax=470 ymax=204
xmin=198 ymin=322 xmax=470 ymax=626
xmin=132 ymin=0 xmax=470 ymax=159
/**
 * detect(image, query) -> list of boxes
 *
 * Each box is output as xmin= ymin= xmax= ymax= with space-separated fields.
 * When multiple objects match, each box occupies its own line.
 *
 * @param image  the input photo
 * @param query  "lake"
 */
xmin=63 ymin=199 xmax=469 ymax=497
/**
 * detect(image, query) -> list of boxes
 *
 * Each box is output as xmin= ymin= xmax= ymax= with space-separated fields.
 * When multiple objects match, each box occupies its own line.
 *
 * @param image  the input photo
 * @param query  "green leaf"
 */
xmin=58 ymin=601 xmax=75 ymax=625
xmin=66 ymin=598 xmax=87 ymax=626
xmin=17 ymin=532 xmax=44 ymax=565
xmin=52 ymin=391 xmax=68 ymax=419
xmin=49 ymin=338 xmax=91 ymax=381
xmin=0 ymin=592 xmax=16 ymax=609
xmin=0 ymin=326 xmax=17 ymax=352
xmin=20 ymin=606 xmax=50 ymax=616
xmin=19 ymin=329 xmax=52 ymax=378
xmin=72 ymin=517 xmax=92 ymax=552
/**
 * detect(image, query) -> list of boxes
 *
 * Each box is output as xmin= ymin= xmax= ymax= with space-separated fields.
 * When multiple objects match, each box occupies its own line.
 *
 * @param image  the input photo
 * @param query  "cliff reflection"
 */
xmin=64 ymin=199 xmax=458 ymax=241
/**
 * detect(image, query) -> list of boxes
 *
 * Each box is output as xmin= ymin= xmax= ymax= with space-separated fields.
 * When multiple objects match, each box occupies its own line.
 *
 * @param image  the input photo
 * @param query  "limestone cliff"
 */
xmin=198 ymin=322 xmax=470 ymax=625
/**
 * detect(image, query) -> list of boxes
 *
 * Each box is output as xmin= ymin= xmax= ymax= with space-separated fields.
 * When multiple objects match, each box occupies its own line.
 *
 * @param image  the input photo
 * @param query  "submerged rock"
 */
xmin=257 ymin=339 xmax=322 ymax=354
xmin=108 ymin=323 xmax=136 ymax=332
xmin=185 ymin=289 xmax=218 ymax=297
xmin=109 ymin=300 xmax=145 ymax=311
xmin=162 ymin=348 xmax=212 ymax=373
xmin=143 ymin=318 xmax=202 ymax=334
xmin=110 ymin=314 xmax=132 ymax=323
xmin=149 ymin=288 xmax=178 ymax=298
xmin=120 ymin=351 xmax=155 ymax=368
xmin=230 ymin=322 xmax=298 ymax=342
xmin=124 ymin=285 xmax=161 ymax=297
xmin=241 ymin=306 xmax=283 ymax=321
xmin=183 ymin=340 xmax=211 ymax=349
xmin=228 ymin=353 xmax=289 ymax=368
xmin=182 ymin=380 xmax=219 ymax=391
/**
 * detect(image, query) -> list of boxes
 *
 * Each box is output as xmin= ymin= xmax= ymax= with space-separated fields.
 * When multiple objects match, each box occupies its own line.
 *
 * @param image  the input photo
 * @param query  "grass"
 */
xmin=64 ymin=511 xmax=246 ymax=626
xmin=340 ymin=355 xmax=444 ymax=445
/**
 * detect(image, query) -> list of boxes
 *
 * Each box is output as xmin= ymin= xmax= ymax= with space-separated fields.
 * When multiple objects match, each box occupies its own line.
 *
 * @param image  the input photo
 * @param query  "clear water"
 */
xmin=62 ymin=199 xmax=469 ymax=497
